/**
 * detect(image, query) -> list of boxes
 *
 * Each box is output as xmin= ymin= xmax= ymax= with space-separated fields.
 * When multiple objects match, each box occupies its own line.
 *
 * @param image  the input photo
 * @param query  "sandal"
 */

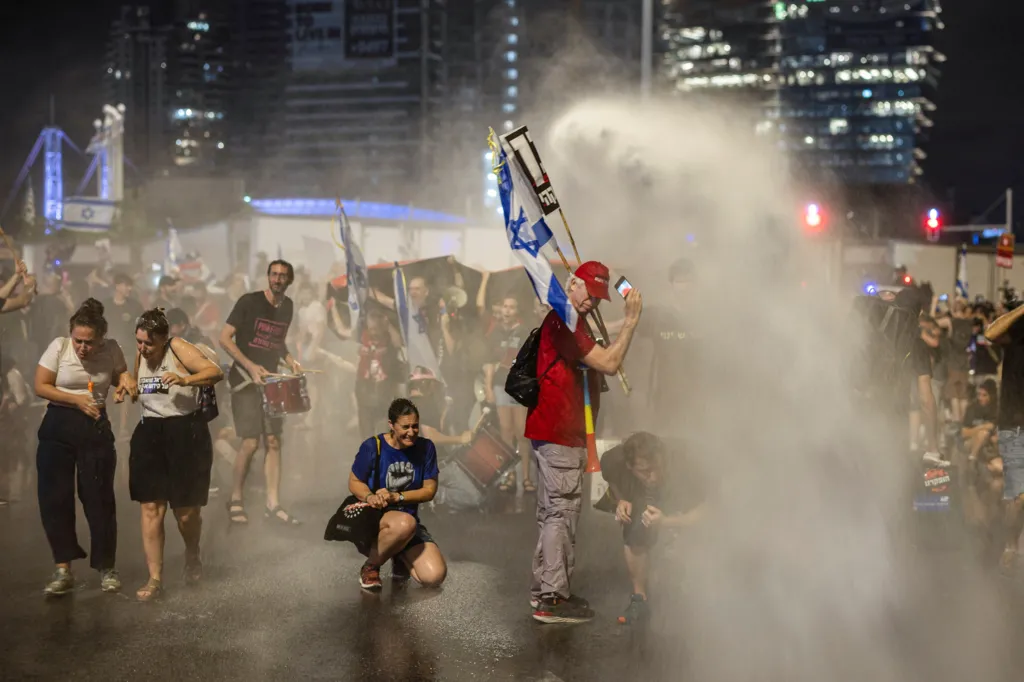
xmin=265 ymin=505 xmax=302 ymax=526
xmin=497 ymin=471 xmax=516 ymax=493
xmin=227 ymin=499 xmax=248 ymax=524
xmin=136 ymin=578 xmax=163 ymax=602
xmin=523 ymin=480 xmax=537 ymax=494
xmin=183 ymin=555 xmax=203 ymax=585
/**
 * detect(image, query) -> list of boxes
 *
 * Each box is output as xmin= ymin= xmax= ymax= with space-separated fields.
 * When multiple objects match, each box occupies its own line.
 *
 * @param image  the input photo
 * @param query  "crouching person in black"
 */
xmin=600 ymin=432 xmax=707 ymax=625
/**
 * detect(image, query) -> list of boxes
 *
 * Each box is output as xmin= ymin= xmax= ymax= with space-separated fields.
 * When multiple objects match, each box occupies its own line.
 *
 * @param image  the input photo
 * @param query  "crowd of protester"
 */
xmin=0 ymin=252 xmax=557 ymax=510
xmin=889 ymin=277 xmax=1024 ymax=568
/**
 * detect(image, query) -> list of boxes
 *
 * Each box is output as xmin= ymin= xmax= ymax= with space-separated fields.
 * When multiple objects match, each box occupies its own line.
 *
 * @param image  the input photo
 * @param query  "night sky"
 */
xmin=0 ymin=0 xmax=1020 ymax=227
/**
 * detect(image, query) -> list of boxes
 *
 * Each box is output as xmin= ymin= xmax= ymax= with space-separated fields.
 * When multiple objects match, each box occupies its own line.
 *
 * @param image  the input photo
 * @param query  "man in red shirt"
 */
xmin=527 ymin=261 xmax=644 ymax=624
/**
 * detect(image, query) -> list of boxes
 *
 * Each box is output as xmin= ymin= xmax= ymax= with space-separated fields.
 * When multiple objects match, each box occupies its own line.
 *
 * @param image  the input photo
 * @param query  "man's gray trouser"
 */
xmin=530 ymin=442 xmax=586 ymax=600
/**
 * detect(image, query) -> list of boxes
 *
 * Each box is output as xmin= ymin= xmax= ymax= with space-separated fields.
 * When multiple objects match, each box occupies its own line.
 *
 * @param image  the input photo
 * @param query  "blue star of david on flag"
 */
xmin=81 ymin=207 xmax=95 ymax=221
xmin=493 ymin=140 xmax=578 ymax=330
xmin=508 ymin=207 xmax=553 ymax=258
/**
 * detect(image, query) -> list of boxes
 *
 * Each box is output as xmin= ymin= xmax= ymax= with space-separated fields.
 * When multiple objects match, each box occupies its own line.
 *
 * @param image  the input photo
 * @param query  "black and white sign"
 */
xmin=501 ymin=126 xmax=561 ymax=216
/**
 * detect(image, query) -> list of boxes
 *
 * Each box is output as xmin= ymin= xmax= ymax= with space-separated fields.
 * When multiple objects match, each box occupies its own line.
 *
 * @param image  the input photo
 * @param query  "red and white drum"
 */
xmin=454 ymin=427 xmax=517 ymax=489
xmin=261 ymin=375 xmax=311 ymax=418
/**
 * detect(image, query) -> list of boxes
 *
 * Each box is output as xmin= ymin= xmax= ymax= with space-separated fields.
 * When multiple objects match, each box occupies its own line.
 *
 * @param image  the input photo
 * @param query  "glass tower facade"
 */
xmin=660 ymin=0 xmax=945 ymax=185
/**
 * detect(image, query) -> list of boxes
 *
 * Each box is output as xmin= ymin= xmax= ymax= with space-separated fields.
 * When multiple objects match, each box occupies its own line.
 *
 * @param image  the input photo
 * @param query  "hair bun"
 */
xmin=78 ymin=298 xmax=105 ymax=317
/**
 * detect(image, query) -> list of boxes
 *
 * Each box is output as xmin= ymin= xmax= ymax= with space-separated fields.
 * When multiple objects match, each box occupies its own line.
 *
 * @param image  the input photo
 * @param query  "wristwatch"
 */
xmin=398 ymin=493 xmax=405 ymax=503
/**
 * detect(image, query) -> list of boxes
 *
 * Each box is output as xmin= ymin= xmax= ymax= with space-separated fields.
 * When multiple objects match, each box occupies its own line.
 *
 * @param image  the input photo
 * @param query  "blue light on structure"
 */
xmin=973 ymin=234 xmax=980 ymax=245
xmin=982 ymin=228 xmax=1005 ymax=239
xmin=43 ymin=127 xmax=64 ymax=223
xmin=864 ymin=282 xmax=877 ymax=295
xmin=862 ymin=89 xmax=873 ymax=98
xmin=686 ymin=234 xmax=696 ymax=242
xmin=249 ymin=198 xmax=468 ymax=224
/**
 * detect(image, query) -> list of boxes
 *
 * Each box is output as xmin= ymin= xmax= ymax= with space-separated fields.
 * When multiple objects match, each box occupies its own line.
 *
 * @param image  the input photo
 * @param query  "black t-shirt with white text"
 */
xmin=999 ymin=319 xmax=1024 ymax=428
xmin=226 ymin=291 xmax=293 ymax=386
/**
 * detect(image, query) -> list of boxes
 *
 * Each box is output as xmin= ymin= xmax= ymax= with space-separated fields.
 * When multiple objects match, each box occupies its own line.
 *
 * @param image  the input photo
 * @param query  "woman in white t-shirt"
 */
xmin=129 ymin=308 xmax=223 ymax=602
xmin=33 ymin=298 xmax=137 ymax=597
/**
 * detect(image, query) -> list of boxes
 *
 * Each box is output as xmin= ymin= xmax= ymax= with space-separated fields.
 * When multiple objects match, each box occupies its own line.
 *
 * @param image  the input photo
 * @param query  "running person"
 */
xmin=219 ymin=260 xmax=303 ymax=526
xmin=33 ymin=299 xmax=136 ymax=596
xmin=130 ymin=309 xmax=224 ymax=601
xmin=527 ymin=262 xmax=643 ymax=624
xmin=348 ymin=398 xmax=447 ymax=591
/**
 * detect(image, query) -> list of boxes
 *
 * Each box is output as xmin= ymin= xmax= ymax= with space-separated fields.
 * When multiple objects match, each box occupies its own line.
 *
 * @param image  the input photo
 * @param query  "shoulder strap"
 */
xmin=371 ymin=436 xmax=382 ymax=492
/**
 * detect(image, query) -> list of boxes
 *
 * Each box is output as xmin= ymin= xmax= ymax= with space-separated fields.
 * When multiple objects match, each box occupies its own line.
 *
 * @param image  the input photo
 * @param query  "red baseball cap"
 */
xmin=574 ymin=261 xmax=611 ymax=301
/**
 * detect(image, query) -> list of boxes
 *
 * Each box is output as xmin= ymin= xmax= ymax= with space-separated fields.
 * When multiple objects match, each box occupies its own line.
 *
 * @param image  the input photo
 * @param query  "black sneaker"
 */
xmin=617 ymin=593 xmax=649 ymax=625
xmin=530 ymin=594 xmax=590 ymax=610
xmin=532 ymin=595 xmax=595 ymax=624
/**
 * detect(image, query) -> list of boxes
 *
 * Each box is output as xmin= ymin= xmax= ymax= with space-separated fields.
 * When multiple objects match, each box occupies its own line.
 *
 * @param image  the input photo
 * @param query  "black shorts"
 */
xmin=130 ymin=412 xmax=213 ymax=509
xmin=231 ymin=384 xmax=283 ymax=440
xmin=622 ymin=515 xmax=660 ymax=548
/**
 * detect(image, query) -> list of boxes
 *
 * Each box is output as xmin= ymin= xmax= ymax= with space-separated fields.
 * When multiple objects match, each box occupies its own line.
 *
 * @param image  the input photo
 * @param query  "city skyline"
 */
xmin=0 ymin=0 xmax=1018 ymax=228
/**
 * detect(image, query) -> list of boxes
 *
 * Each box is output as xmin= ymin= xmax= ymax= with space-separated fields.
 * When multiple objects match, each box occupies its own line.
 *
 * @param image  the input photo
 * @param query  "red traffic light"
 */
xmin=804 ymin=203 xmax=825 ymax=233
xmin=925 ymin=208 xmax=941 ymax=231
xmin=903 ymin=274 xmax=913 ymax=285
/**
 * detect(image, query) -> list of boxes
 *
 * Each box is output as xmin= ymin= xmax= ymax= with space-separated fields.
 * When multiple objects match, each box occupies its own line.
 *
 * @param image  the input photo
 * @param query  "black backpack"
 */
xmin=849 ymin=295 xmax=920 ymax=411
xmin=504 ymin=327 xmax=560 ymax=408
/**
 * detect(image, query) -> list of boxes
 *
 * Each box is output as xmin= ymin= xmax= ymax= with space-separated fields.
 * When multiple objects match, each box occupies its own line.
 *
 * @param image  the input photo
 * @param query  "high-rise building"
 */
xmin=659 ymin=0 xmax=945 ymax=185
xmin=776 ymin=0 xmax=945 ymax=185
xmin=167 ymin=2 xmax=231 ymax=171
xmin=104 ymin=5 xmax=171 ymax=175
xmin=227 ymin=0 xmax=290 ymax=191
xmin=268 ymin=0 xmax=447 ymax=202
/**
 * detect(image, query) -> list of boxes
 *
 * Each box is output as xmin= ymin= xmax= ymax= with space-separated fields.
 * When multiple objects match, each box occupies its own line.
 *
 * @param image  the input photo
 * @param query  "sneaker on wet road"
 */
xmin=530 ymin=594 xmax=589 ymax=611
xmin=100 ymin=569 xmax=122 ymax=593
xmin=532 ymin=595 xmax=595 ymax=624
xmin=617 ymin=593 xmax=649 ymax=625
xmin=359 ymin=562 xmax=382 ymax=591
xmin=43 ymin=567 xmax=74 ymax=597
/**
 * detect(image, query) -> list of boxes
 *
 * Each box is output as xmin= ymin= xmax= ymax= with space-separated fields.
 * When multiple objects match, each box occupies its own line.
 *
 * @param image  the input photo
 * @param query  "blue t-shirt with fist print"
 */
xmin=351 ymin=435 xmax=439 ymax=519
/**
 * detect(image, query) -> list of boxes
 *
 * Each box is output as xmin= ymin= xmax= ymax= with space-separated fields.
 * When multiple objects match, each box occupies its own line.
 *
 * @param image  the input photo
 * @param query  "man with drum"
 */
xmin=528 ymin=261 xmax=643 ymax=624
xmin=219 ymin=260 xmax=303 ymax=527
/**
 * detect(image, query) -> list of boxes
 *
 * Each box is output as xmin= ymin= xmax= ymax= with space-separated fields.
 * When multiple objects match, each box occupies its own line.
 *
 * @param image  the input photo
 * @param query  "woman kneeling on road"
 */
xmin=130 ymin=309 xmax=224 ymax=601
xmin=349 ymin=398 xmax=447 ymax=591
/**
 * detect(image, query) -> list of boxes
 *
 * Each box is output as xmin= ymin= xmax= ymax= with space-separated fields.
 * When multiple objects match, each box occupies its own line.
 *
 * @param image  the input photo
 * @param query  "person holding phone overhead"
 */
xmin=526 ymin=261 xmax=643 ymax=624
xmin=32 ymin=298 xmax=137 ymax=597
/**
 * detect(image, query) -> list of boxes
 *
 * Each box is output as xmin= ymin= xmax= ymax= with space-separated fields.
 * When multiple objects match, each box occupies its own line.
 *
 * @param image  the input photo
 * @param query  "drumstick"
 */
xmin=471 ymin=406 xmax=492 ymax=435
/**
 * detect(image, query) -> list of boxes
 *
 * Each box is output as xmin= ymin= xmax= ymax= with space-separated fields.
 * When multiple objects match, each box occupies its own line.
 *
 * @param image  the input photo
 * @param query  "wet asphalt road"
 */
xmin=0 ymin=445 xmax=665 ymax=682
xmin=5 ymin=443 xmax=1024 ymax=682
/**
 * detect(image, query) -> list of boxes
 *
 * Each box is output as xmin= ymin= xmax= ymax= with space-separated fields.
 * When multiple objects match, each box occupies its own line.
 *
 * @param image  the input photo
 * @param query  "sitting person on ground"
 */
xmin=599 ymin=432 xmax=708 ymax=626
xmin=961 ymin=379 xmax=999 ymax=464
xmin=348 ymin=398 xmax=447 ymax=591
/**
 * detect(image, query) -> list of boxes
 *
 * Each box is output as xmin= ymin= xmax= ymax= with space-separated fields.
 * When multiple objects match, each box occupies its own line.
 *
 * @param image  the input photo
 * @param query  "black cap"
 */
xmin=158 ymin=275 xmax=179 ymax=289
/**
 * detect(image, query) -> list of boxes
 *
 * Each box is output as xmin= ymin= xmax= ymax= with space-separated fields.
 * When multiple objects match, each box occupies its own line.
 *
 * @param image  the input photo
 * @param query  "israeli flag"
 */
xmin=955 ymin=244 xmax=969 ymax=300
xmin=393 ymin=264 xmax=443 ymax=381
xmin=339 ymin=201 xmax=369 ymax=325
xmin=493 ymin=146 xmax=578 ymax=330
xmin=62 ymin=197 xmax=116 ymax=232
